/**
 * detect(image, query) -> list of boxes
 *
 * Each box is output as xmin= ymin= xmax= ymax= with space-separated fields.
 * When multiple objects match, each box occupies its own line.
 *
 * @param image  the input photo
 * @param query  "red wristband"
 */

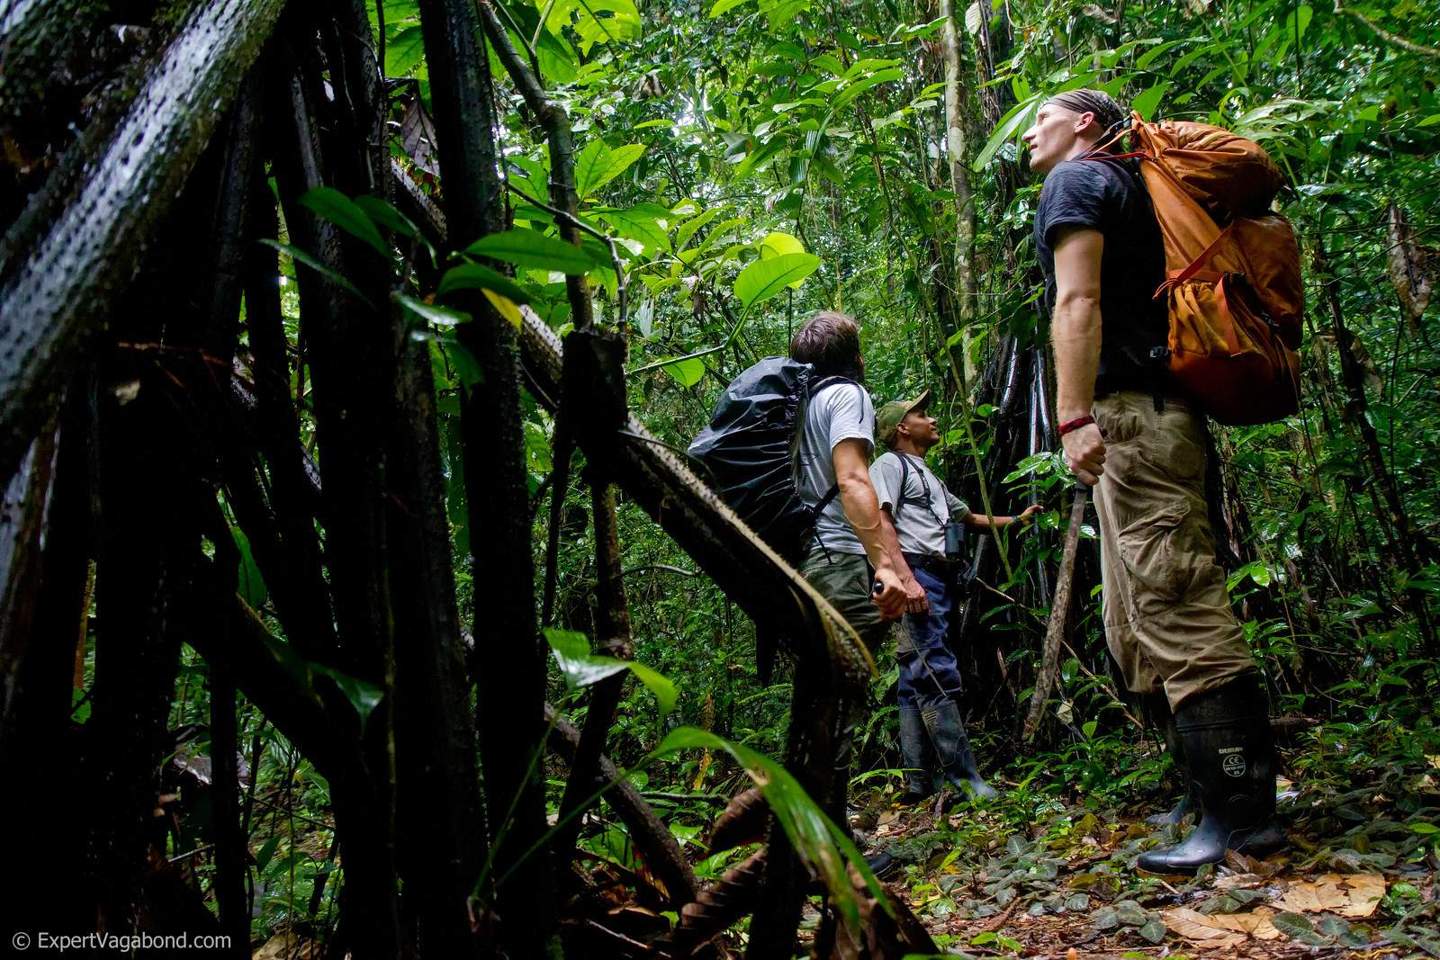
xmin=1058 ymin=414 xmax=1095 ymax=437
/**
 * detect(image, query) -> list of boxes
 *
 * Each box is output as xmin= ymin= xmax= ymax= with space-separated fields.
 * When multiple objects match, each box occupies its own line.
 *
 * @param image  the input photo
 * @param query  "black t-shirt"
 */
xmin=1034 ymin=154 xmax=1167 ymax=395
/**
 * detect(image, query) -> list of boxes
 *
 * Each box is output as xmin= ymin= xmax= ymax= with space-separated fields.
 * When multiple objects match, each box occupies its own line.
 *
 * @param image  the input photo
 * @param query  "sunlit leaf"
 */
xmin=482 ymin=289 xmax=523 ymax=329
xmin=709 ymin=0 xmax=754 ymax=16
xmin=660 ymin=356 xmax=707 ymax=387
xmin=544 ymin=629 xmax=677 ymax=716
xmin=394 ymin=292 xmax=470 ymax=328
xmin=650 ymin=726 xmax=892 ymax=931
xmin=734 ymin=252 xmax=820 ymax=309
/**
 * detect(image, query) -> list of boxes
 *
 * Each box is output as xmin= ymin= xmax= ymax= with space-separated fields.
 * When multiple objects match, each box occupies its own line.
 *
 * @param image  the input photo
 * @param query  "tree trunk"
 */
xmin=414 ymin=0 xmax=561 ymax=955
xmin=0 ymin=0 xmax=289 ymax=483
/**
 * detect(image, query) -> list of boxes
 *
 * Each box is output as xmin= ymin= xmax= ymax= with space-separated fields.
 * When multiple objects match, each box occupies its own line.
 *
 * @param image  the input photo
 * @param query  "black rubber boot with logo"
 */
xmin=897 ymin=704 xmax=935 ymax=804
xmin=924 ymin=699 xmax=999 ymax=800
xmin=1143 ymin=692 xmax=1198 ymax=827
xmin=1137 ymin=675 xmax=1285 ymax=874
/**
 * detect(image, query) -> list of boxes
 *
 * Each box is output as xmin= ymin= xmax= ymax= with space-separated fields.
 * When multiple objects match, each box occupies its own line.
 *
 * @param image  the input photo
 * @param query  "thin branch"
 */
xmin=505 ymin=181 xmax=627 ymax=327
xmin=1335 ymin=0 xmax=1440 ymax=58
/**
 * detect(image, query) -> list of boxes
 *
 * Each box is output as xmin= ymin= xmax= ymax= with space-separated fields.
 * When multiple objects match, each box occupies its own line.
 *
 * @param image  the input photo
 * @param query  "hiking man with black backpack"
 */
xmin=1023 ymin=89 xmax=1285 ymax=872
xmin=787 ymin=311 xmax=926 ymax=636
xmin=871 ymin=390 xmax=1039 ymax=803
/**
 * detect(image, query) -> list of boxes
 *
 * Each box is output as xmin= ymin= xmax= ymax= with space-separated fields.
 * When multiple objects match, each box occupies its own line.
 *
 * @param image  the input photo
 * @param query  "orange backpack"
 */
xmin=1092 ymin=113 xmax=1304 ymax=425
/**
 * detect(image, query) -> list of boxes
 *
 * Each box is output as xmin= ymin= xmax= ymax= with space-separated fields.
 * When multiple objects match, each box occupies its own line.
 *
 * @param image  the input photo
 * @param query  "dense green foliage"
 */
xmin=46 ymin=0 xmax=1440 ymax=950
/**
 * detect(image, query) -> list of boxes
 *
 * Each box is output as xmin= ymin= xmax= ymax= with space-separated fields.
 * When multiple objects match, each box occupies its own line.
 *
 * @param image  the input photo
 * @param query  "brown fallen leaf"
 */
xmin=1277 ymin=873 xmax=1385 ymax=919
xmin=1162 ymin=905 xmax=1282 ymax=947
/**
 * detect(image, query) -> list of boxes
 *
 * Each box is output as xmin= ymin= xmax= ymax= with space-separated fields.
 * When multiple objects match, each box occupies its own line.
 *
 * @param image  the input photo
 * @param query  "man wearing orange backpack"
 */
xmin=1022 ymin=89 xmax=1287 ymax=873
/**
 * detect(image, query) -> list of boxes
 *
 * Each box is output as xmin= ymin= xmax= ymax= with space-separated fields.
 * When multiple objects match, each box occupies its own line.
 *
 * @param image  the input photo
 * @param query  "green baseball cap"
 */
xmin=875 ymin=388 xmax=932 ymax=447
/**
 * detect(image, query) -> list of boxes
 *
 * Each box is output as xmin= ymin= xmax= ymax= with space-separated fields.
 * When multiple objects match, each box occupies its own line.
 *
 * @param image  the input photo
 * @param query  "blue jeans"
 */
xmin=897 ymin=560 xmax=964 ymax=710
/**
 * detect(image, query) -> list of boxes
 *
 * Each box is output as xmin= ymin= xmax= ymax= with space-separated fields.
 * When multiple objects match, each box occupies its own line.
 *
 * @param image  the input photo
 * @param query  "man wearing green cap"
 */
xmin=871 ymin=391 xmax=1039 ymax=802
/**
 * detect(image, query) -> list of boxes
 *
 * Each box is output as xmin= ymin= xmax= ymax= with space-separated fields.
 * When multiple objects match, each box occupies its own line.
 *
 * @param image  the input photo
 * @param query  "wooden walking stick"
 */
xmin=1023 ymin=484 xmax=1089 ymax=741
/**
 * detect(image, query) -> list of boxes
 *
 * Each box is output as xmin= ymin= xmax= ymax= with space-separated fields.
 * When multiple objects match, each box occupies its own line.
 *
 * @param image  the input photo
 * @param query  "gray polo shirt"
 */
xmin=797 ymin=380 xmax=873 ymax=556
xmin=870 ymin=451 xmax=971 ymax=558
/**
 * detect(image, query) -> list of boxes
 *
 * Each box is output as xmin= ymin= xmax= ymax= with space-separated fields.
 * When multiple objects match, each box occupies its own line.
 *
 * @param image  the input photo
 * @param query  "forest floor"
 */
xmin=850 ymin=723 xmax=1440 ymax=959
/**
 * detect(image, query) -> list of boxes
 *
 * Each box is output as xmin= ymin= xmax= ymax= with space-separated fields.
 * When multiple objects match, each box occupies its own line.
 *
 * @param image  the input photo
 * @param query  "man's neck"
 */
xmin=1063 ymin=136 xmax=1104 ymax=164
xmin=893 ymin=438 xmax=928 ymax=458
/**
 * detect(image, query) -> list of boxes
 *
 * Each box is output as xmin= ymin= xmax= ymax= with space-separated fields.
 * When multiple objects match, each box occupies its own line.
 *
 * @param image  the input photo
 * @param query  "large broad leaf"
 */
xmin=575 ymin=140 xmax=648 ymax=199
xmin=299 ymin=187 xmax=389 ymax=258
xmin=759 ymin=231 xmax=805 ymax=258
xmin=760 ymin=232 xmax=808 ymax=290
xmin=734 ymin=252 xmax=820 ymax=309
xmin=659 ymin=356 xmax=707 ymax=387
xmin=545 ymin=629 xmax=677 ymax=717
xmin=465 ymin=228 xmax=594 ymax=274
xmin=385 ymin=24 xmax=426 ymax=76
xmin=599 ymin=208 xmax=671 ymax=253
xmin=1131 ymin=81 xmax=1172 ymax=121
xmin=709 ymin=0 xmax=755 ymax=16
xmin=650 ymin=726 xmax=891 ymax=931
xmin=438 ymin=263 xmax=532 ymax=304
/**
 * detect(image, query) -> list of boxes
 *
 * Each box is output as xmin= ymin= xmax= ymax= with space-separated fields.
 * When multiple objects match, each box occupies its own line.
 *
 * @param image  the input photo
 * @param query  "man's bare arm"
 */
xmin=832 ymin=439 xmax=926 ymax=615
xmin=1051 ymin=226 xmax=1107 ymax=485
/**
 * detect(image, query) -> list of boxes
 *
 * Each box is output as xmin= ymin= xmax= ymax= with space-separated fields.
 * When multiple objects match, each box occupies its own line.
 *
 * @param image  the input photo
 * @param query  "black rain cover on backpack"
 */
xmin=687 ymin=357 xmax=841 ymax=563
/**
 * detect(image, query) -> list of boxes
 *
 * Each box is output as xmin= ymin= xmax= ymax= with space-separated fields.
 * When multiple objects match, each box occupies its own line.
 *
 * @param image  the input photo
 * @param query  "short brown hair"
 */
xmin=790 ymin=311 xmax=862 ymax=378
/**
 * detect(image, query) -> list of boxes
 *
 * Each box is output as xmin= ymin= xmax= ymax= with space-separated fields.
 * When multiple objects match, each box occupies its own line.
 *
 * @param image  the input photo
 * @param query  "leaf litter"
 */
xmin=849 ymin=727 xmax=1437 ymax=958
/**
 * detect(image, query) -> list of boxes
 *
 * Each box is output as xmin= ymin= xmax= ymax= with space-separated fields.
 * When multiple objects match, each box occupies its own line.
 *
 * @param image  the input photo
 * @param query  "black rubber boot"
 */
xmin=1136 ymin=675 xmax=1285 ymax=874
xmin=924 ymin=699 xmax=999 ymax=800
xmin=897 ymin=704 xmax=935 ymax=804
xmin=1143 ymin=692 xmax=1199 ymax=827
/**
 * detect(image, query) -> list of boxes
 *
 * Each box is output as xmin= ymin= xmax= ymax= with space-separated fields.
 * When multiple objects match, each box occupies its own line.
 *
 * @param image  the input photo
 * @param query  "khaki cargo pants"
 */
xmin=1092 ymin=391 xmax=1256 ymax=710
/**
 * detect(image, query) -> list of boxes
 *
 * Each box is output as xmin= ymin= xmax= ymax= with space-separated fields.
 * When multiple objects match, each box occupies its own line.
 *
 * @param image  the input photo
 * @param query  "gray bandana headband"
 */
xmin=1046 ymin=89 xmax=1126 ymax=135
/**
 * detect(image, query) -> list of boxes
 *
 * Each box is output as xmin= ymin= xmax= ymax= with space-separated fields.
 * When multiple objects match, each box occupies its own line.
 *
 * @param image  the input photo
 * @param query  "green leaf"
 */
xmin=438 ymin=263 xmax=532 ymax=304
xmin=599 ymin=208 xmax=671 ymax=253
xmin=259 ymin=239 xmax=374 ymax=307
xmin=544 ymin=629 xmax=677 ymax=716
xmin=393 ymin=292 xmax=471 ymax=328
xmin=352 ymin=195 xmax=419 ymax=240
xmin=1131 ymin=81 xmax=1171 ymax=121
xmin=760 ymin=231 xmax=806 ymax=258
xmin=299 ymin=187 xmax=390 ymax=259
xmin=650 ymin=726 xmax=891 ymax=932
xmin=255 ymin=835 xmax=282 ymax=873
xmin=734 ymin=252 xmax=820 ymax=309
xmin=833 ymin=68 xmax=904 ymax=110
xmin=675 ymin=206 xmax=724 ymax=250
xmin=464 ymin=228 xmax=594 ymax=274
xmin=709 ymin=0 xmax=755 ymax=16
xmin=574 ymin=140 xmax=611 ymax=199
xmin=313 ymin=663 xmax=385 ymax=725
xmin=231 ymin=526 xmax=267 ymax=609
xmin=385 ymin=24 xmax=426 ymax=76
xmin=973 ymin=93 xmax=1042 ymax=171
xmin=660 ymin=356 xmax=707 ymax=387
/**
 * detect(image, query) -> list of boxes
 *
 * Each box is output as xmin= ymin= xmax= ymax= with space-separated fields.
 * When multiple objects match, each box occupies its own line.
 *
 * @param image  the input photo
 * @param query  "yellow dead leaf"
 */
xmin=482 ymin=288 xmax=522 ymax=328
xmin=1277 ymin=873 xmax=1385 ymax=919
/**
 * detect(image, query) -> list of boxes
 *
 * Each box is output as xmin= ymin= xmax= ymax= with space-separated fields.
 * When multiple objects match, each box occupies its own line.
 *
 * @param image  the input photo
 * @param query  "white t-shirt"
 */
xmin=870 ymin=451 xmax=971 ymax=558
xmin=796 ymin=380 xmax=873 ymax=556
